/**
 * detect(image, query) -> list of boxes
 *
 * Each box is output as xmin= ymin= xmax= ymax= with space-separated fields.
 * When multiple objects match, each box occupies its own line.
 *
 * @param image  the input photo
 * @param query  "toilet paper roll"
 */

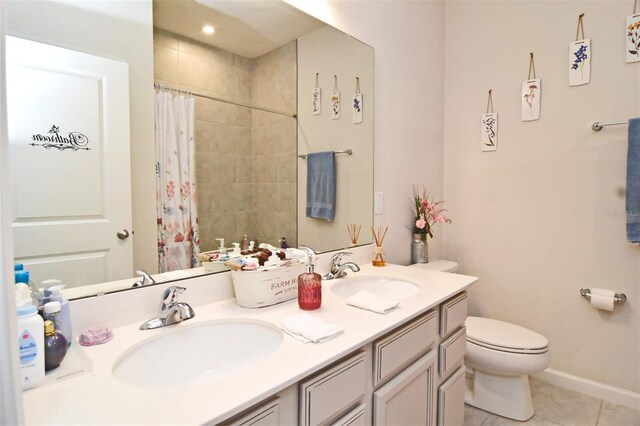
xmin=590 ymin=288 xmax=615 ymax=311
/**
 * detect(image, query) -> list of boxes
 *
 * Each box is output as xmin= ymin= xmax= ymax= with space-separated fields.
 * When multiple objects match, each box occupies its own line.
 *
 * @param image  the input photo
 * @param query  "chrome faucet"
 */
xmin=132 ymin=270 xmax=157 ymax=288
xmin=139 ymin=286 xmax=195 ymax=330
xmin=323 ymin=252 xmax=361 ymax=280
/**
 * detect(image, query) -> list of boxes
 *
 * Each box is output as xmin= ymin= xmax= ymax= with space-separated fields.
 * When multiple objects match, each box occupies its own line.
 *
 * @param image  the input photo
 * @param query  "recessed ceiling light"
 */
xmin=202 ymin=25 xmax=215 ymax=35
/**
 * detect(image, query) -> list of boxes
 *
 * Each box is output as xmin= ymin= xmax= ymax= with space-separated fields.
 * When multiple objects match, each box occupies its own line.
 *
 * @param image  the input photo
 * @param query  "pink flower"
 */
xmin=415 ymin=217 xmax=426 ymax=229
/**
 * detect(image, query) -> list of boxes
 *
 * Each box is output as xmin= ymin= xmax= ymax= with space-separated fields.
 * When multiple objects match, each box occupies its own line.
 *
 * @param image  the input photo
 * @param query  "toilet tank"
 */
xmin=409 ymin=259 xmax=459 ymax=273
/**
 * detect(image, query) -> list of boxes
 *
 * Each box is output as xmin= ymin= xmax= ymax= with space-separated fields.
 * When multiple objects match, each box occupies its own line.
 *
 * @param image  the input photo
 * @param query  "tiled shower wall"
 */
xmin=251 ymin=42 xmax=297 ymax=248
xmin=152 ymin=29 xmax=296 ymax=251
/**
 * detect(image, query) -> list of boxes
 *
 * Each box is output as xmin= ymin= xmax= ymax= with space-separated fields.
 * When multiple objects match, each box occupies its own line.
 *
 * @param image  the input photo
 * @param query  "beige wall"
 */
xmin=4 ymin=0 xmax=157 ymax=275
xmin=251 ymin=42 xmax=298 ymax=248
xmin=297 ymin=26 xmax=374 ymax=253
xmin=286 ymin=0 xmax=446 ymax=263
xmin=443 ymin=1 xmax=640 ymax=393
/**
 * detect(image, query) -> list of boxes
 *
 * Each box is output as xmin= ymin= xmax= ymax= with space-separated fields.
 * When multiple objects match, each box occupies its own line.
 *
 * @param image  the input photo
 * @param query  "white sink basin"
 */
xmin=330 ymin=276 xmax=421 ymax=299
xmin=112 ymin=320 xmax=283 ymax=388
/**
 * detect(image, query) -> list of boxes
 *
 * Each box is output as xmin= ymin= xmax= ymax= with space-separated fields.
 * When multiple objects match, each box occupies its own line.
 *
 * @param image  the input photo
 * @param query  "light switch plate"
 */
xmin=374 ymin=192 xmax=383 ymax=214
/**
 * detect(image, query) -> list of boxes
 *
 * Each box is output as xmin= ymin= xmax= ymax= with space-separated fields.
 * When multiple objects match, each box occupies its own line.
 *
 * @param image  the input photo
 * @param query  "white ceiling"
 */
xmin=153 ymin=0 xmax=326 ymax=58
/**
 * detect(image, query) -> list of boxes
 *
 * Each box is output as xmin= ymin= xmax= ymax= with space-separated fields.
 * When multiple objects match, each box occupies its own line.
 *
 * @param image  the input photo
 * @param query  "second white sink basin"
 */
xmin=330 ymin=276 xmax=421 ymax=299
xmin=112 ymin=320 xmax=283 ymax=388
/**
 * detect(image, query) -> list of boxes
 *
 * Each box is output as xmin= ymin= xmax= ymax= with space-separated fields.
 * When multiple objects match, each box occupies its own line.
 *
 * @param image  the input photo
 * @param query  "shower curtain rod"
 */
xmin=154 ymin=82 xmax=297 ymax=118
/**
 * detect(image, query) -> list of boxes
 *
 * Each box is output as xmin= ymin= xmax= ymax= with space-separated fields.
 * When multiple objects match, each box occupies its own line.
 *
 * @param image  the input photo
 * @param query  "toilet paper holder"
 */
xmin=580 ymin=288 xmax=627 ymax=304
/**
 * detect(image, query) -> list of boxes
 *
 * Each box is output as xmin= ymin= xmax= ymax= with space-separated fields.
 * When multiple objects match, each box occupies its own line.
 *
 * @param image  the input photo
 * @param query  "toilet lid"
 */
xmin=466 ymin=316 xmax=549 ymax=354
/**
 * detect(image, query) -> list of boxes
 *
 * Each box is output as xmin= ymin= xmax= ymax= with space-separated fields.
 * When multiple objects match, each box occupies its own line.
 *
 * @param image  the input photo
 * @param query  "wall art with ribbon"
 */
xmin=627 ymin=0 xmax=640 ymax=63
xmin=312 ymin=73 xmax=321 ymax=115
xmin=569 ymin=13 xmax=591 ymax=86
xmin=481 ymin=89 xmax=497 ymax=152
xmin=352 ymin=77 xmax=363 ymax=124
xmin=331 ymin=75 xmax=340 ymax=120
xmin=521 ymin=53 xmax=541 ymax=122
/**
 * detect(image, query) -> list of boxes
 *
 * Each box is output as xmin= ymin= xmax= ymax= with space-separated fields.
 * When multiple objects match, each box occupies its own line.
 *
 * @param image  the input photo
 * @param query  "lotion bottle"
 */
xmin=298 ymin=246 xmax=321 ymax=310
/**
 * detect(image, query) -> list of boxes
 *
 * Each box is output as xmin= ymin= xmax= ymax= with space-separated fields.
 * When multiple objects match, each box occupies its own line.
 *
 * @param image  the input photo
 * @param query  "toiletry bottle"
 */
xmin=298 ymin=246 xmax=321 ymax=310
xmin=280 ymin=237 xmax=288 ymax=249
xmin=43 ymin=320 xmax=68 ymax=371
xmin=16 ymin=302 xmax=45 ymax=389
xmin=241 ymin=234 xmax=249 ymax=251
xmin=43 ymin=280 xmax=72 ymax=348
xmin=43 ymin=301 xmax=71 ymax=350
xmin=15 ymin=270 xmax=43 ymax=311
xmin=232 ymin=243 xmax=241 ymax=257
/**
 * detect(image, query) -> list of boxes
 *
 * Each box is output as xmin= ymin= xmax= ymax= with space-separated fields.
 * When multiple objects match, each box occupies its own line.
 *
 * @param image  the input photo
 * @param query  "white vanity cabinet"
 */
xmin=220 ymin=290 xmax=469 ymax=426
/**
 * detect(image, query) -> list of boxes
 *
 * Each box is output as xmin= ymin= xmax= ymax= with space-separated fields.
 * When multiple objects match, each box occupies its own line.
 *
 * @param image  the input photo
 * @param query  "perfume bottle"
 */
xmin=298 ymin=246 xmax=321 ymax=310
xmin=43 ymin=320 xmax=68 ymax=371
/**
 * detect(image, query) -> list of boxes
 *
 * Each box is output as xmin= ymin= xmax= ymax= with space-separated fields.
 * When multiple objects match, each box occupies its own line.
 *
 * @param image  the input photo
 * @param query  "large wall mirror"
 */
xmin=4 ymin=0 xmax=373 ymax=299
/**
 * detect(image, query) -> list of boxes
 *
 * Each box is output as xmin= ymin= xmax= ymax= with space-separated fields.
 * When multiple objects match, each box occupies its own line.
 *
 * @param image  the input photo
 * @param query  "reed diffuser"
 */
xmin=347 ymin=223 xmax=362 ymax=247
xmin=371 ymin=225 xmax=388 ymax=267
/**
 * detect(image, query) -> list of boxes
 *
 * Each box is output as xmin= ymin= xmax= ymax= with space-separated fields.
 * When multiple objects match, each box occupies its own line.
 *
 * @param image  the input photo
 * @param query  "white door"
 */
xmin=6 ymin=36 xmax=133 ymax=289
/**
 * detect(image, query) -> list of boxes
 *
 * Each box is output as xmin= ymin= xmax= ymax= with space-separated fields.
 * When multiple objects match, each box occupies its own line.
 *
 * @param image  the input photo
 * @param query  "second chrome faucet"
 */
xmin=323 ymin=252 xmax=361 ymax=280
xmin=139 ymin=285 xmax=195 ymax=330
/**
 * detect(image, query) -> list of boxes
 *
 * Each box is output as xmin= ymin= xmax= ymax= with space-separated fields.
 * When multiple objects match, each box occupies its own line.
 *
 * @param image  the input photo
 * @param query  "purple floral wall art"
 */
xmin=569 ymin=39 xmax=591 ymax=86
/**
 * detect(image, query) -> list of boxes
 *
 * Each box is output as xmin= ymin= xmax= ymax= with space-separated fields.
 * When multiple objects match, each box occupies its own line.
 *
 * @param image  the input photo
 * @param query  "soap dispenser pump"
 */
xmin=298 ymin=246 xmax=321 ymax=310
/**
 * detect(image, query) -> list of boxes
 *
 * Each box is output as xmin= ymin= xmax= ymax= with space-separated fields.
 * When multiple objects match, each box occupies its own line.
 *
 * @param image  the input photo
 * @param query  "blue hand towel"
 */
xmin=306 ymin=151 xmax=336 ymax=221
xmin=626 ymin=118 xmax=640 ymax=243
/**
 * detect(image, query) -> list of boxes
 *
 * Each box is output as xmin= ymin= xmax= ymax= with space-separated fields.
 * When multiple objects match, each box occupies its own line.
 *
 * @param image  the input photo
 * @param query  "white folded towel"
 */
xmin=346 ymin=290 xmax=399 ymax=314
xmin=281 ymin=313 xmax=343 ymax=343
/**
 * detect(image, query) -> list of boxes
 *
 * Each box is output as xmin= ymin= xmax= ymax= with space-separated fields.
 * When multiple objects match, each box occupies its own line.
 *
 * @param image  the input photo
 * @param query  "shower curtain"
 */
xmin=155 ymin=91 xmax=200 ymax=272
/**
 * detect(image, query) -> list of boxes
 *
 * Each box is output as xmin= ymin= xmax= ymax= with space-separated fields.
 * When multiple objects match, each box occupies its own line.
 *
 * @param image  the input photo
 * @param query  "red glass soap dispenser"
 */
xmin=298 ymin=246 xmax=321 ymax=310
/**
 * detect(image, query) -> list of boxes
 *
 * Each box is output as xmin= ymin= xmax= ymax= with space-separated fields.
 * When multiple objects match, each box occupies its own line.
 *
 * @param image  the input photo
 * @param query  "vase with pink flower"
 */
xmin=411 ymin=186 xmax=452 ymax=264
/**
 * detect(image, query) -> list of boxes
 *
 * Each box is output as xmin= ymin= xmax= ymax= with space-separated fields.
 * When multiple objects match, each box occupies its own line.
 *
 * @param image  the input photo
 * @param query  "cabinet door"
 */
xmin=373 ymin=350 xmax=437 ymax=426
xmin=437 ymin=367 xmax=465 ymax=426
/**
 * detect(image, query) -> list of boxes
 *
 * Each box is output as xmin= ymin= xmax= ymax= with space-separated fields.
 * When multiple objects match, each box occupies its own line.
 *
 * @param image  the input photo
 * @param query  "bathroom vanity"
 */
xmin=21 ymin=264 xmax=476 ymax=425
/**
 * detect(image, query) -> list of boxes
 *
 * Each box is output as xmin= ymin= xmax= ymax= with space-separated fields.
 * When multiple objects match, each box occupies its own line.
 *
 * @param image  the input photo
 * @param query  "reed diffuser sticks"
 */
xmin=371 ymin=225 xmax=388 ymax=267
xmin=347 ymin=223 xmax=362 ymax=246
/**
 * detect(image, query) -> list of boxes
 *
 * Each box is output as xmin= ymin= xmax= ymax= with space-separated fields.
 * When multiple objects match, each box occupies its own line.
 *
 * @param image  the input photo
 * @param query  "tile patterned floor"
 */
xmin=464 ymin=378 xmax=640 ymax=426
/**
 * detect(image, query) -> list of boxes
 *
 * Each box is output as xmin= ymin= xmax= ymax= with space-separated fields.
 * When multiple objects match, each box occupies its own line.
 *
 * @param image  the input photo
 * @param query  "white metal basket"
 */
xmin=231 ymin=262 xmax=306 ymax=308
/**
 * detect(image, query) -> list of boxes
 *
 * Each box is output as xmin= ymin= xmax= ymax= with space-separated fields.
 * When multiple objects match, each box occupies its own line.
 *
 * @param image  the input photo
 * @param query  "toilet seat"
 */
xmin=466 ymin=317 xmax=549 ymax=355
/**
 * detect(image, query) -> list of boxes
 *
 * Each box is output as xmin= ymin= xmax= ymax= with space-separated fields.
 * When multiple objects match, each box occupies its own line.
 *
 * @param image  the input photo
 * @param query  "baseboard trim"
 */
xmin=534 ymin=368 xmax=640 ymax=410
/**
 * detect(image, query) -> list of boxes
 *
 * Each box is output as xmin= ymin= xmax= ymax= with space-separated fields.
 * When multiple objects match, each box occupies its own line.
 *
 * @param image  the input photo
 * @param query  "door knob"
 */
xmin=117 ymin=229 xmax=130 ymax=240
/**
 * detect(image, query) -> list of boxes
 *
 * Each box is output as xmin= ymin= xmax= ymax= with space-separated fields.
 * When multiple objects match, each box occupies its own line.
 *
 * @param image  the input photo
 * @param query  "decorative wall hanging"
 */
xmin=312 ymin=73 xmax=321 ymax=115
xmin=481 ymin=89 xmax=498 ymax=152
xmin=331 ymin=75 xmax=340 ymax=120
xmin=627 ymin=0 xmax=640 ymax=63
xmin=569 ymin=14 xmax=591 ymax=86
xmin=352 ymin=77 xmax=363 ymax=124
xmin=521 ymin=53 xmax=541 ymax=121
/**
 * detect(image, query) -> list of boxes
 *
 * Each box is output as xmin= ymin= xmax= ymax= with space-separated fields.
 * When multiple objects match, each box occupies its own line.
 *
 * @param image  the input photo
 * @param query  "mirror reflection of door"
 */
xmin=6 ymin=36 xmax=133 ymax=289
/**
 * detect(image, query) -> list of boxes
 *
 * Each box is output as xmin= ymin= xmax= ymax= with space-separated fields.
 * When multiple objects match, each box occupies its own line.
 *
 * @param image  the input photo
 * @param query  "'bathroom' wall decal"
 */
xmin=352 ymin=77 xmax=363 ymax=124
xmin=481 ymin=89 xmax=497 ymax=152
xmin=331 ymin=74 xmax=340 ymax=120
xmin=569 ymin=14 xmax=591 ymax=86
xmin=521 ymin=52 xmax=541 ymax=121
xmin=313 ymin=73 xmax=321 ymax=115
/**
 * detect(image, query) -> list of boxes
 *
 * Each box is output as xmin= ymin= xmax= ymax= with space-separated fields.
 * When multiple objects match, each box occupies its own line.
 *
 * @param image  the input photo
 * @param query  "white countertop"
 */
xmin=23 ymin=263 xmax=477 ymax=425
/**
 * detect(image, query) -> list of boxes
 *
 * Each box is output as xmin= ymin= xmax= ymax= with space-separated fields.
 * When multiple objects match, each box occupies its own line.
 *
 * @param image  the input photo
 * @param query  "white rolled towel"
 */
xmin=281 ymin=313 xmax=343 ymax=343
xmin=346 ymin=290 xmax=399 ymax=314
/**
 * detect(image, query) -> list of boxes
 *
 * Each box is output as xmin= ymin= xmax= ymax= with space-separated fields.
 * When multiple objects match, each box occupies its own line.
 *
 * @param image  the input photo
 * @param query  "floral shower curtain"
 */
xmin=155 ymin=91 xmax=200 ymax=272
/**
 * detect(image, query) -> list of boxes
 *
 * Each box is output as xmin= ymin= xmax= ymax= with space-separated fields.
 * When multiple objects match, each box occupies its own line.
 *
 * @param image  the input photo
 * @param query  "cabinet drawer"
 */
xmin=439 ymin=327 xmax=466 ymax=377
xmin=300 ymin=352 xmax=367 ymax=426
xmin=222 ymin=398 xmax=279 ymax=426
xmin=331 ymin=403 xmax=367 ymax=426
xmin=440 ymin=292 xmax=467 ymax=337
xmin=437 ymin=366 xmax=465 ymax=426
xmin=373 ymin=309 xmax=437 ymax=387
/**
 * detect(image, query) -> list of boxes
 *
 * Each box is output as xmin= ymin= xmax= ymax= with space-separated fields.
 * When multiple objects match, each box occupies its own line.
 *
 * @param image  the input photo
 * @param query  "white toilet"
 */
xmin=410 ymin=260 xmax=551 ymax=421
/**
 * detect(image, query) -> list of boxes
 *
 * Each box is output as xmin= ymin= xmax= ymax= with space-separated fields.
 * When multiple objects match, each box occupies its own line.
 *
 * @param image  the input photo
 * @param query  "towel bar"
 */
xmin=591 ymin=120 xmax=629 ymax=132
xmin=298 ymin=149 xmax=353 ymax=159
xmin=579 ymin=288 xmax=627 ymax=303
